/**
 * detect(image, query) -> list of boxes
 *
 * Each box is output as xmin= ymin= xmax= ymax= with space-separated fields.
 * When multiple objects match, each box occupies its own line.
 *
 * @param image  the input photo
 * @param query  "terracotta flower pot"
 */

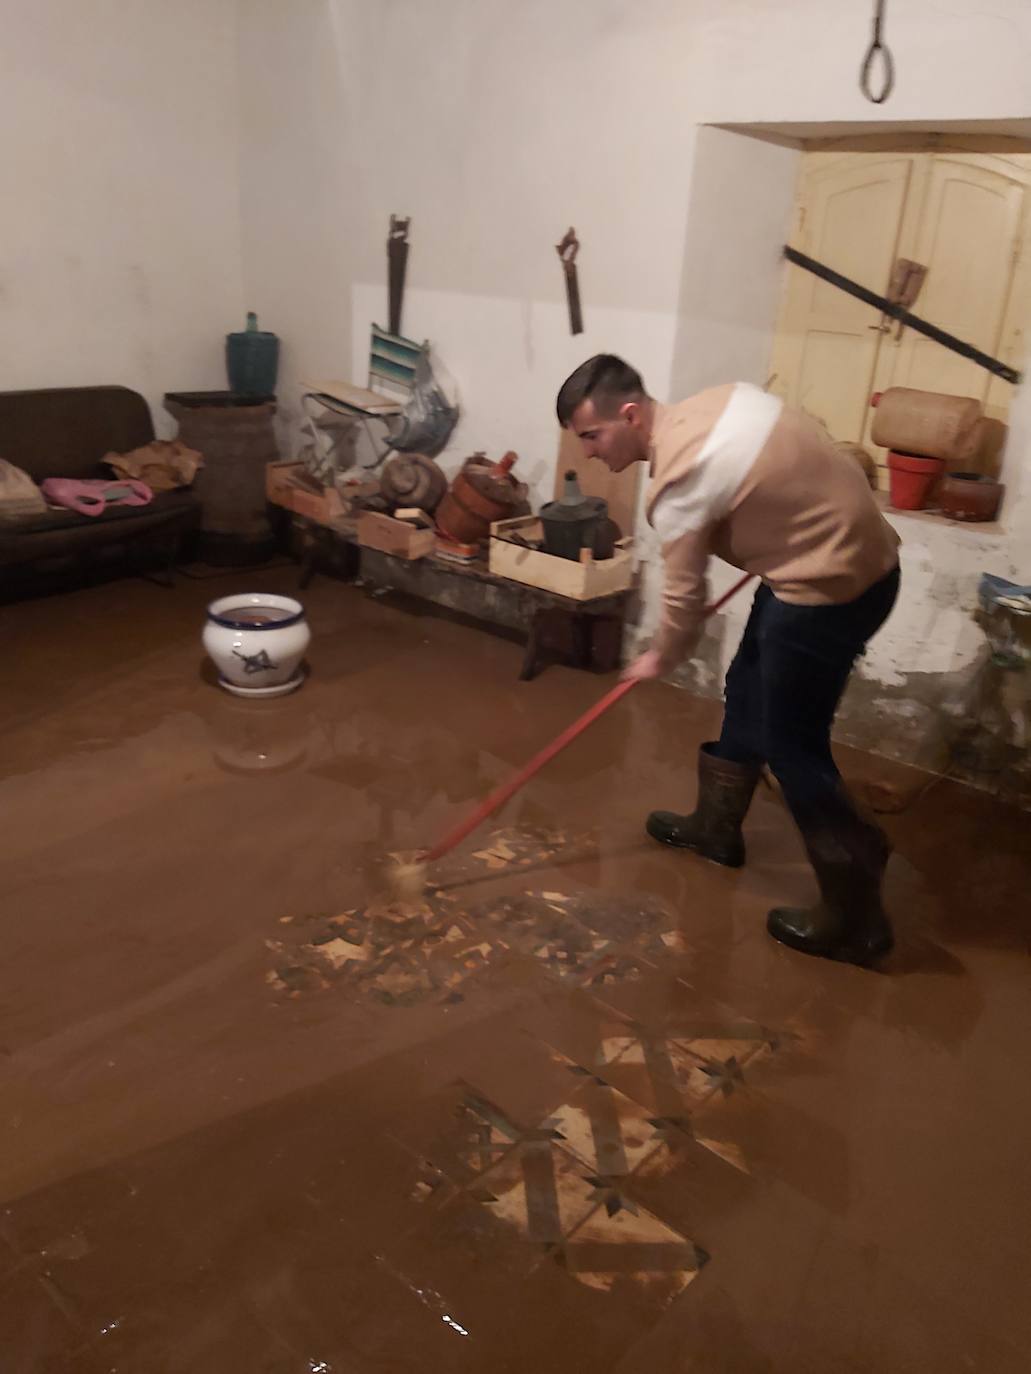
xmin=436 ymin=452 xmax=527 ymax=545
xmin=887 ymin=450 xmax=944 ymax=511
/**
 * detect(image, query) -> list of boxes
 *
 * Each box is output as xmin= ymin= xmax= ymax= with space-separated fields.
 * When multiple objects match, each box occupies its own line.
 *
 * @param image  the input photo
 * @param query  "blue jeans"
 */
xmin=714 ymin=567 xmax=900 ymax=828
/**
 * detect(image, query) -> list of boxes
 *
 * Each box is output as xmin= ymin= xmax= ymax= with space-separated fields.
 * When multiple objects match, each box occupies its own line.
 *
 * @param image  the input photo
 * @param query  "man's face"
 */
xmin=568 ymin=397 xmax=648 ymax=473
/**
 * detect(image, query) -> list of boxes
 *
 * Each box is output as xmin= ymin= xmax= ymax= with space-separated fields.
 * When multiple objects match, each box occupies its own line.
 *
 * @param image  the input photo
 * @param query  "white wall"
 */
xmin=1 ymin=0 xmax=245 ymax=433
xmin=631 ymin=127 xmax=801 ymax=668
xmin=674 ymin=0 xmax=1031 ymax=718
xmin=689 ymin=0 xmax=1031 ymax=126
xmin=238 ymin=0 xmax=702 ymax=504
xmin=670 ymin=128 xmax=801 ymax=400
xmin=655 ymin=121 xmax=1031 ymax=724
xmin=348 ymin=286 xmax=676 ymax=511
xmin=235 ymin=0 xmax=361 ymax=420
xmin=236 ymin=0 xmax=1031 ymax=758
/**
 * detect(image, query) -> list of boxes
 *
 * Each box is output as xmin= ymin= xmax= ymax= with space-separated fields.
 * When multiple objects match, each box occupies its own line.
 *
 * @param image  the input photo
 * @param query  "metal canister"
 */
xmin=539 ymin=469 xmax=611 ymax=561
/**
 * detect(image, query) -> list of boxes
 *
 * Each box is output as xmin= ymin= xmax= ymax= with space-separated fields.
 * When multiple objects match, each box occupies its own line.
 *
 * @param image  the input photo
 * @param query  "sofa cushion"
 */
xmin=0 ymin=386 xmax=155 ymax=482
xmin=0 ymin=489 xmax=199 ymax=567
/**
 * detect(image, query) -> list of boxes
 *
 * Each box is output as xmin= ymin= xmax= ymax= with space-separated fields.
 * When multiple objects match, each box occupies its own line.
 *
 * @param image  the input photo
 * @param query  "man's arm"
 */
xmin=653 ymin=524 xmax=710 ymax=669
xmin=623 ymin=525 xmax=710 ymax=681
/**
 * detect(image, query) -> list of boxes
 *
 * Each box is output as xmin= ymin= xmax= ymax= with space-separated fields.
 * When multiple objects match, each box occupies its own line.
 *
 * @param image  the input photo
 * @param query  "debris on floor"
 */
xmin=268 ymin=827 xmax=683 ymax=1006
xmin=472 ymin=836 xmax=518 ymax=868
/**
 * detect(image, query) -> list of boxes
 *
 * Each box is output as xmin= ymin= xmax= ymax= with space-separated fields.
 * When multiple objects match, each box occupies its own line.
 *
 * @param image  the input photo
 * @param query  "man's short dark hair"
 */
xmin=555 ymin=354 xmax=646 ymax=427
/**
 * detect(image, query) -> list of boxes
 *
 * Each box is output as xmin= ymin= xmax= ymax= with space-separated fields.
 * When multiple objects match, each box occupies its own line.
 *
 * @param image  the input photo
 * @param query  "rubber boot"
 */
xmin=646 ymin=743 xmax=762 ymax=869
xmin=767 ymin=797 xmax=893 ymax=966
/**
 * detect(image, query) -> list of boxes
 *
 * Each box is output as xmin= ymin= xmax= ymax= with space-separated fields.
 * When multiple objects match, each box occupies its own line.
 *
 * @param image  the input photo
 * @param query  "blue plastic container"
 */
xmin=226 ymin=312 xmax=279 ymax=397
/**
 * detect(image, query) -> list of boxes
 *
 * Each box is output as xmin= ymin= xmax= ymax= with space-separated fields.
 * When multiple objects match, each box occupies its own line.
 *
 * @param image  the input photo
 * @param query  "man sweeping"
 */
xmin=557 ymin=355 xmax=901 ymax=966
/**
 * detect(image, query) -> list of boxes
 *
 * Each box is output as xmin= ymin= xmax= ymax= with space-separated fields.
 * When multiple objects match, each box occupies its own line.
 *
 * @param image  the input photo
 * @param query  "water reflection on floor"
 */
xmin=1 ymin=569 xmax=1028 ymax=1372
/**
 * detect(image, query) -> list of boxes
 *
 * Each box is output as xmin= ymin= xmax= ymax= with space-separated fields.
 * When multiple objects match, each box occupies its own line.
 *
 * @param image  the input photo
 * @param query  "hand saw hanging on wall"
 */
xmin=387 ymin=215 xmax=410 ymax=338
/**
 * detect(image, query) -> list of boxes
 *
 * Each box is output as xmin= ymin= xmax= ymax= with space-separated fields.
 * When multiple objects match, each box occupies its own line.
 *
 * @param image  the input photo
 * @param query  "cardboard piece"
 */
xmin=106 ymin=439 xmax=203 ymax=493
xmin=394 ymin=507 xmax=434 ymax=528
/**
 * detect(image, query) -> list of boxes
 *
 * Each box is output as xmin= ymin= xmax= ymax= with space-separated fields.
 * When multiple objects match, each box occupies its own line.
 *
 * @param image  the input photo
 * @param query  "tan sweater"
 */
xmin=646 ymin=384 xmax=900 ymax=667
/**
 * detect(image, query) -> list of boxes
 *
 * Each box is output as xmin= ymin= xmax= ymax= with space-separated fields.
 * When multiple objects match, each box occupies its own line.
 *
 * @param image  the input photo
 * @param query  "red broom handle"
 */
xmin=424 ymin=571 xmax=754 ymax=863
xmin=706 ymin=571 xmax=755 ymax=617
xmin=425 ymin=677 xmax=634 ymax=862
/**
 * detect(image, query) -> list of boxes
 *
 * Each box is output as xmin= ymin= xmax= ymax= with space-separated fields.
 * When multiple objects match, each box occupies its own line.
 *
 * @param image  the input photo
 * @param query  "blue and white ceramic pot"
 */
xmin=202 ymin=593 xmax=310 ymax=694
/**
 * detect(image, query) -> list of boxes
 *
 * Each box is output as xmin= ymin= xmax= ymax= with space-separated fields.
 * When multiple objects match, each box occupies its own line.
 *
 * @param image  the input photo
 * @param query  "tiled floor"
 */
xmin=1 ymin=567 xmax=1029 ymax=1371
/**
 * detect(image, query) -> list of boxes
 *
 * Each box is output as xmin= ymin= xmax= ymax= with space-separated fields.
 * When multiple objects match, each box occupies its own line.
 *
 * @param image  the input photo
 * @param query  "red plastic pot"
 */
xmin=887 ymin=450 xmax=944 ymax=511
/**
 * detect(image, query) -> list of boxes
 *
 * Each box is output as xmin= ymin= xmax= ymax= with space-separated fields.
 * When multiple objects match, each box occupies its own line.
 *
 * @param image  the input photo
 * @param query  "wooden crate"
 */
xmin=489 ymin=516 xmax=634 ymax=600
xmin=356 ymin=510 xmax=436 ymax=560
xmin=266 ymin=462 xmax=346 ymax=524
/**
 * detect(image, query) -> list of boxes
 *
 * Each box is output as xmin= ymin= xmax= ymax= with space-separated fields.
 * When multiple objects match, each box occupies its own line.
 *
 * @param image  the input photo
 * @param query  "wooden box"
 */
xmin=266 ymin=462 xmax=346 ymax=525
xmin=489 ymin=516 xmax=635 ymax=600
xmin=356 ymin=510 xmax=436 ymax=560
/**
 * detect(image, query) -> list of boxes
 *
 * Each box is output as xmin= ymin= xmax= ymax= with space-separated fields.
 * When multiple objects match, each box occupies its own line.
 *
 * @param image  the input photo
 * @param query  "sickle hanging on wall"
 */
xmin=556 ymin=227 xmax=584 ymax=335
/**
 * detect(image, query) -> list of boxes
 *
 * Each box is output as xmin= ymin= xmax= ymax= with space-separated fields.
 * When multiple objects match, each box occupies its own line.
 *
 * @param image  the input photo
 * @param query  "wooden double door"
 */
xmin=768 ymin=145 xmax=1031 ymax=482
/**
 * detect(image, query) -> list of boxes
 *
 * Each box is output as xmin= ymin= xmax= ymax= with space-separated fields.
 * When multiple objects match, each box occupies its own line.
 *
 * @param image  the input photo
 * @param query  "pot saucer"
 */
xmin=217 ymin=669 xmax=305 ymax=699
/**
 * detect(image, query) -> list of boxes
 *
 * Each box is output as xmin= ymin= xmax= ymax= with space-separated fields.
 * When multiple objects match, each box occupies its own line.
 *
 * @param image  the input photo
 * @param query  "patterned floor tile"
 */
xmin=549 ymin=1078 xmax=669 ymax=1177
xmin=467 ymin=1138 xmax=598 ymax=1249
xmin=559 ymin=1195 xmax=707 ymax=1302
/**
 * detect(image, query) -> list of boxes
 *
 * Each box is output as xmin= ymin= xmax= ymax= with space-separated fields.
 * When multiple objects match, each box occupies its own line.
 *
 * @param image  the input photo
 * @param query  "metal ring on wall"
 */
xmin=860 ymin=0 xmax=896 ymax=104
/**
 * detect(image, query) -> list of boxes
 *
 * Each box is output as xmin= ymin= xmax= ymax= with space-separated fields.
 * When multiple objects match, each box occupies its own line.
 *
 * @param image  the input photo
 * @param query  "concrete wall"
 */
xmin=237 ymin=0 xmax=701 ymax=504
xmin=677 ymin=1 xmax=1031 ymax=780
xmin=235 ymin=0 xmax=361 ymax=417
xmin=1 ymin=0 xmax=245 ymax=433
xmin=237 ymin=0 xmax=1031 ymax=776
xmin=670 ymin=128 xmax=801 ymax=401
xmin=656 ymin=120 xmax=1031 ymax=784
xmin=688 ymin=0 xmax=1031 ymax=126
xmin=635 ymin=126 xmax=801 ymax=685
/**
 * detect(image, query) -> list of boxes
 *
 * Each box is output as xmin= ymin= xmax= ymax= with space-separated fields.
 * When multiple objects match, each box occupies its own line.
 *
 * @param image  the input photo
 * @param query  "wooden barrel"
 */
xmin=436 ymin=452 xmax=527 ymax=545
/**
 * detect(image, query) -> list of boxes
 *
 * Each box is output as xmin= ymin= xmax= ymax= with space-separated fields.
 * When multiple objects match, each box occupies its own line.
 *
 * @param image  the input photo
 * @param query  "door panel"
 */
xmin=770 ymin=149 xmax=1031 ymax=490
xmin=886 ymin=156 xmax=1029 ymax=416
xmin=767 ymin=156 xmax=913 ymax=445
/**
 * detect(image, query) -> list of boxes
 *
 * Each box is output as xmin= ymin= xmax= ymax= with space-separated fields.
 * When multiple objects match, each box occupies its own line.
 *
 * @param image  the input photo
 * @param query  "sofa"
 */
xmin=0 ymin=386 xmax=200 ymax=583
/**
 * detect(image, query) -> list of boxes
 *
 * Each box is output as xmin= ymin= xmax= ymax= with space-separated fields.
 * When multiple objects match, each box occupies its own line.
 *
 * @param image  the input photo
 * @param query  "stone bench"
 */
xmin=288 ymin=514 xmax=635 ymax=680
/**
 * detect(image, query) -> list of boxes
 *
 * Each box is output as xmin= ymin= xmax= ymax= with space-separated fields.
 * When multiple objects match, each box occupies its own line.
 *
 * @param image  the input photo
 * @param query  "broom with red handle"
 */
xmin=392 ymin=572 xmax=755 ymax=897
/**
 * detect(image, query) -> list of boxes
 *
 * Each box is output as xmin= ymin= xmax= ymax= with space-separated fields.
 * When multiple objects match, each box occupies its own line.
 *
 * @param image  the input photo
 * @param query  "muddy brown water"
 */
xmin=1 ymin=568 xmax=1029 ymax=1372
xmin=219 ymin=606 xmax=293 ymax=624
